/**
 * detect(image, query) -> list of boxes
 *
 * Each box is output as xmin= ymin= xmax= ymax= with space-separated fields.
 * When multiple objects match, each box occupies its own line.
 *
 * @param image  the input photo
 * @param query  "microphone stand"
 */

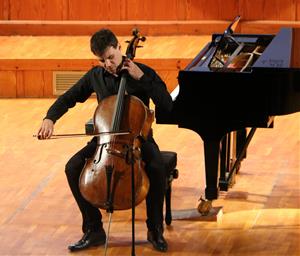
xmin=129 ymin=145 xmax=136 ymax=256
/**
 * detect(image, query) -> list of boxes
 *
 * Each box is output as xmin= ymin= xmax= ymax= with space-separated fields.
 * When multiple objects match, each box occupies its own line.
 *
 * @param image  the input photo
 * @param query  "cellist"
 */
xmin=37 ymin=29 xmax=173 ymax=252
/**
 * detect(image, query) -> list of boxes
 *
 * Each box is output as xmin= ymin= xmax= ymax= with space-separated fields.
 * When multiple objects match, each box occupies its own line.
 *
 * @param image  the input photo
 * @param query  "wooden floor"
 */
xmin=0 ymin=98 xmax=299 ymax=255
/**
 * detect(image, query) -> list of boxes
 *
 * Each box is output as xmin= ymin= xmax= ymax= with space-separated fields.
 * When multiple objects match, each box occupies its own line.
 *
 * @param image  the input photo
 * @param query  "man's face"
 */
xmin=98 ymin=45 xmax=123 ymax=75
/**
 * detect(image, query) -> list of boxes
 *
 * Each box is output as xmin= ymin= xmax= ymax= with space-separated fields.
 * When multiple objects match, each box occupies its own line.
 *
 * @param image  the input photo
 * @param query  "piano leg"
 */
xmin=196 ymin=139 xmax=221 ymax=215
xmin=203 ymin=139 xmax=221 ymax=200
xmin=236 ymin=128 xmax=247 ymax=171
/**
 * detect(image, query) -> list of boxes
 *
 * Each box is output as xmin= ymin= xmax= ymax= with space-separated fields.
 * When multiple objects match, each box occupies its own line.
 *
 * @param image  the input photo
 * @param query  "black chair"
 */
xmin=160 ymin=151 xmax=178 ymax=225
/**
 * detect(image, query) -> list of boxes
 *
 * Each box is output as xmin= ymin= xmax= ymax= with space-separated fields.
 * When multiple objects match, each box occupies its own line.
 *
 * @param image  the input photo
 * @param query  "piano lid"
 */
xmin=253 ymin=28 xmax=300 ymax=69
xmin=188 ymin=27 xmax=300 ymax=72
xmin=253 ymin=28 xmax=292 ymax=68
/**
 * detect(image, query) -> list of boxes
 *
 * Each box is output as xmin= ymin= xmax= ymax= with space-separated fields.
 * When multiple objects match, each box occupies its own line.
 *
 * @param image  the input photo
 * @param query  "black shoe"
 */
xmin=147 ymin=226 xmax=168 ymax=252
xmin=68 ymin=229 xmax=106 ymax=252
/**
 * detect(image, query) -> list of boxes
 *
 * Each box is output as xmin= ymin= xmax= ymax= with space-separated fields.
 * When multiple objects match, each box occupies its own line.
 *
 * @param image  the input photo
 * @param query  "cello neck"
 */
xmin=111 ymin=73 xmax=127 ymax=132
xmin=111 ymin=29 xmax=146 ymax=133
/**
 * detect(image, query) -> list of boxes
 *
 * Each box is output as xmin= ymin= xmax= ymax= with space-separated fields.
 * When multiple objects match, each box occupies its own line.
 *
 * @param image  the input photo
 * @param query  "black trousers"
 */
xmin=65 ymin=136 xmax=166 ymax=233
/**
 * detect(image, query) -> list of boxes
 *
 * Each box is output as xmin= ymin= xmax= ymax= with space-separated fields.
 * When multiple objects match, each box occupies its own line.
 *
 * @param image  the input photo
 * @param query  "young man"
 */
xmin=37 ymin=29 xmax=173 ymax=252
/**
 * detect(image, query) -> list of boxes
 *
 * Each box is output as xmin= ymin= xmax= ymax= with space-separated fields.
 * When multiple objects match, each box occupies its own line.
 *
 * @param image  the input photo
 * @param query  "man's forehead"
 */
xmin=101 ymin=45 xmax=119 ymax=58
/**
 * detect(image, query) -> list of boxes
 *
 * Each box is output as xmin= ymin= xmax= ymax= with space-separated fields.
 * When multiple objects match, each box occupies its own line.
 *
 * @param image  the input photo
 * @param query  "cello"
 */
xmin=79 ymin=28 xmax=152 ymax=212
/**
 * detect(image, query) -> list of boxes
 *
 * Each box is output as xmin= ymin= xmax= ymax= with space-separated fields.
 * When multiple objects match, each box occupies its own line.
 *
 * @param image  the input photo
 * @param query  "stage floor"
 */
xmin=0 ymin=98 xmax=299 ymax=255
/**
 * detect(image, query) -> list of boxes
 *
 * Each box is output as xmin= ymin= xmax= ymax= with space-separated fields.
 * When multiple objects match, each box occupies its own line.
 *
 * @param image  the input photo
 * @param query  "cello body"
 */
xmin=79 ymin=94 xmax=153 ymax=210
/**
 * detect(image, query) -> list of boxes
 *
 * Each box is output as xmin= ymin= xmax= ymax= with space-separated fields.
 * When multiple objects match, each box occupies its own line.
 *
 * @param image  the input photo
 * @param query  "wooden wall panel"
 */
xmin=0 ymin=0 xmax=10 ymax=20
xmin=296 ymin=0 xmax=300 ymax=20
xmin=0 ymin=71 xmax=17 ymax=97
xmin=292 ymin=28 xmax=300 ymax=67
xmin=239 ymin=0 xmax=296 ymax=21
xmin=42 ymin=71 xmax=54 ymax=97
xmin=0 ymin=59 xmax=187 ymax=98
xmin=186 ymin=0 xmax=239 ymax=20
xmin=17 ymin=71 xmax=48 ymax=97
xmin=132 ymin=0 xmax=179 ymax=20
xmin=68 ymin=0 xmax=239 ymax=21
xmin=0 ymin=20 xmax=235 ymax=36
xmin=5 ymin=0 xmax=297 ymax=22
xmin=9 ymin=0 xmax=68 ymax=20
xmin=16 ymin=71 xmax=24 ymax=97
xmin=10 ymin=0 xmax=43 ymax=20
xmin=40 ymin=0 xmax=69 ymax=20
xmin=2 ymin=0 xmax=300 ymax=30
xmin=68 ymin=0 xmax=125 ymax=21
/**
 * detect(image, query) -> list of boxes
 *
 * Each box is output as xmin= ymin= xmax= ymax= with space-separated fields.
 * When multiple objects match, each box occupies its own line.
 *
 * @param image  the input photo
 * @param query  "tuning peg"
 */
xmin=132 ymin=28 xmax=139 ymax=35
xmin=139 ymin=36 xmax=146 ymax=42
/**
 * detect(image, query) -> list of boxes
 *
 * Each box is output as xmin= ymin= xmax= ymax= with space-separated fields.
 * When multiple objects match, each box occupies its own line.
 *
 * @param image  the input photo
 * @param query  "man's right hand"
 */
xmin=37 ymin=119 xmax=54 ymax=139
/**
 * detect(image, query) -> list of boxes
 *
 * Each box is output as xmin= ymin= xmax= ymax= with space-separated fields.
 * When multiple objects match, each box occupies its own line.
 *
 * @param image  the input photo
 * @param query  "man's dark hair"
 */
xmin=90 ymin=29 xmax=118 ymax=56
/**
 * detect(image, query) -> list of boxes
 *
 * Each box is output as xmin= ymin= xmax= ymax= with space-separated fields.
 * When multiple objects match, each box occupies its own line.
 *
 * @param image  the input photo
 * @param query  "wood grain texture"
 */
xmin=0 ymin=35 xmax=210 ymax=97
xmin=1 ymin=1 xmax=300 ymax=36
xmin=1 ymin=0 xmax=299 ymax=21
xmin=3 ymin=0 xmax=240 ymax=21
xmin=239 ymin=0 xmax=296 ymax=21
xmin=0 ymin=99 xmax=299 ymax=255
xmin=0 ymin=20 xmax=234 ymax=36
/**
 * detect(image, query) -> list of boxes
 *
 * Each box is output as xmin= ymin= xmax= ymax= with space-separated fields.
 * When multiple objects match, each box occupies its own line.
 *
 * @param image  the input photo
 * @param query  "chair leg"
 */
xmin=165 ymin=181 xmax=172 ymax=225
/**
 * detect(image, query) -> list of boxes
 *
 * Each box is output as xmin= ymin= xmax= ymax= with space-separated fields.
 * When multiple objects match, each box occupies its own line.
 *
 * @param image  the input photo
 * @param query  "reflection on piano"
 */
xmin=156 ymin=16 xmax=300 ymax=213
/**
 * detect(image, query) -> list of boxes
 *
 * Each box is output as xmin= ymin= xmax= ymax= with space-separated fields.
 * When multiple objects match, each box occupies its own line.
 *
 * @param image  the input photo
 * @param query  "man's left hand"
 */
xmin=121 ymin=58 xmax=144 ymax=80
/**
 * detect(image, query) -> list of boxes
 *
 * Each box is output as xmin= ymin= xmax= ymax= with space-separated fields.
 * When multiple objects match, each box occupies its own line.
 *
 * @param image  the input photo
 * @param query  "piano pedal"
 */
xmin=235 ymin=161 xmax=241 ymax=174
xmin=228 ymin=158 xmax=239 ymax=187
xmin=197 ymin=197 xmax=212 ymax=216
xmin=228 ymin=171 xmax=236 ymax=188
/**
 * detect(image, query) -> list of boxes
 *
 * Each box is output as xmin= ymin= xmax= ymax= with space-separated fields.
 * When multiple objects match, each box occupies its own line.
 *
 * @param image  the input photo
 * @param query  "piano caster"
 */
xmin=197 ymin=197 xmax=212 ymax=216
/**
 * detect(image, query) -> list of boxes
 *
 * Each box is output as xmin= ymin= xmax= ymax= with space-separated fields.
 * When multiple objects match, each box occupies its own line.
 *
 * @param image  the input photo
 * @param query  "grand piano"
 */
xmin=156 ymin=16 xmax=300 ymax=211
